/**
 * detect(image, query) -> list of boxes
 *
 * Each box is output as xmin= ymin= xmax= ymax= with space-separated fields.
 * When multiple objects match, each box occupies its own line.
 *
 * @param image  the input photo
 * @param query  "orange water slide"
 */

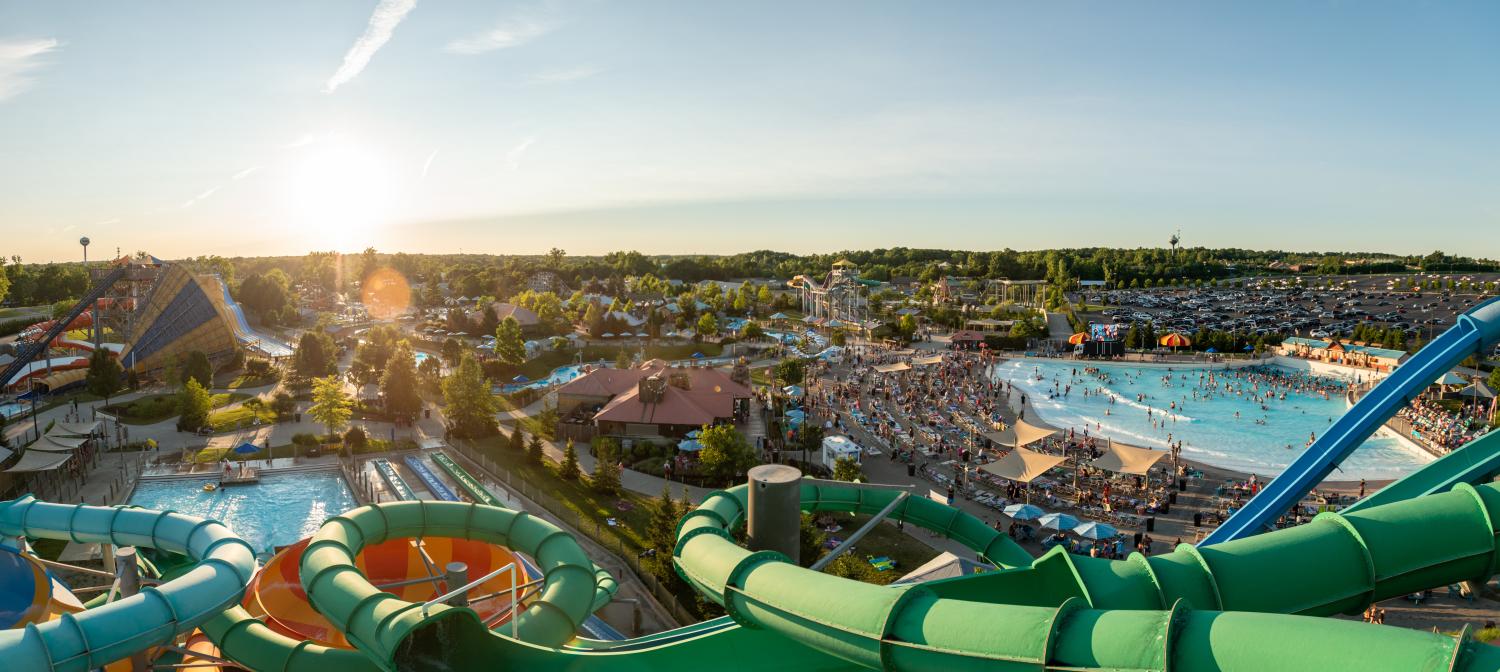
xmin=243 ymin=536 xmax=538 ymax=649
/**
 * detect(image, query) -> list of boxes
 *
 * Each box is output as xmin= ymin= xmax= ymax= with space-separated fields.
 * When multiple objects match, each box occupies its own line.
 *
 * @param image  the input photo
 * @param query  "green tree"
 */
xmin=642 ymin=483 xmax=681 ymax=579
xmin=308 ymin=375 xmax=353 ymax=438
xmin=823 ymin=553 xmax=886 ymax=584
xmin=509 ymin=427 xmax=526 ymax=452
xmin=441 ymin=353 xmax=498 ymax=438
xmin=382 ymin=341 xmax=422 ymax=420
xmin=832 ymin=456 xmax=862 ymax=482
xmin=696 ymin=312 xmax=719 ymax=338
xmin=527 ymin=433 xmax=544 ymax=465
xmin=176 ymin=378 xmax=212 ymax=431
xmin=559 ymin=439 xmax=581 ymax=480
xmin=697 ymin=424 xmax=755 ymax=481
xmin=799 ymin=513 xmax=828 ymax=567
xmin=775 ymin=358 xmax=806 ymax=387
xmin=441 ymin=337 xmax=464 ymax=366
xmin=84 ymin=348 xmax=123 ymax=402
xmin=591 ymin=438 xmax=622 ymax=496
xmin=295 ymin=332 xmax=337 ymax=379
xmin=798 ymin=424 xmax=825 ymax=466
xmin=1489 ymin=367 xmax=1500 ymax=392
xmin=181 ymin=350 xmax=214 ymax=389
xmin=494 ymin=316 xmax=526 ymax=365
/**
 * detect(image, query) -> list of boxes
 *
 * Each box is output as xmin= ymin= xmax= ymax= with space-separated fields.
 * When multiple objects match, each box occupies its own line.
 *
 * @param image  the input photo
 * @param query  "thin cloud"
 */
xmin=526 ymin=65 xmax=603 ymax=85
xmin=421 ymin=149 xmax=439 ymax=179
xmin=0 ymin=37 xmax=60 ymax=103
xmin=446 ymin=13 xmax=557 ymax=55
xmin=180 ymin=185 xmax=221 ymax=209
xmin=507 ymin=137 xmax=536 ymax=170
xmin=232 ymin=166 xmax=259 ymax=181
xmin=325 ymin=0 xmax=419 ymax=93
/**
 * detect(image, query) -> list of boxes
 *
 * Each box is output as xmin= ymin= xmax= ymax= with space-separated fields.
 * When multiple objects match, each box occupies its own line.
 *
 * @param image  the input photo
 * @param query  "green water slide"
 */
xmin=0 ymin=496 xmax=256 ymax=672
xmin=1347 ymin=429 xmax=1500 ymax=513
xmin=201 ymin=475 xmax=1500 ymax=671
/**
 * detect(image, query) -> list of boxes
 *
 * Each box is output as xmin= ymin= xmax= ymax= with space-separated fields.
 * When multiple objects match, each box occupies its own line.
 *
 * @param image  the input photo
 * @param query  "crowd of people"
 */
xmin=1394 ymin=397 xmax=1492 ymax=453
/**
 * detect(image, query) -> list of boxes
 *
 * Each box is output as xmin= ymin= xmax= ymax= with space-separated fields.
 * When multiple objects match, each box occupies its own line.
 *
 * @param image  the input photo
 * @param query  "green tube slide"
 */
xmin=0 ymin=495 xmax=256 ymax=672
xmin=671 ymin=479 xmax=1500 ymax=671
xmin=201 ymin=470 xmax=1500 ymax=672
xmin=1348 ymin=429 xmax=1500 ymax=513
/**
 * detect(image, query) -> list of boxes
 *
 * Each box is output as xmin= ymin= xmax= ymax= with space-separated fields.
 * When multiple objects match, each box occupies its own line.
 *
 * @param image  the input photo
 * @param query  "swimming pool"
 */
xmin=993 ymin=360 xmax=1432 ymax=480
xmin=128 ymin=470 xmax=359 ymax=554
xmin=502 ymin=364 xmax=587 ymax=393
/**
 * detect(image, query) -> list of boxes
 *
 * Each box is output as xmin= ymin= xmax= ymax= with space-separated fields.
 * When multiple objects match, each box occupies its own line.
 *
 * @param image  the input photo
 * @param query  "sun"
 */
xmin=284 ymin=137 xmax=396 ymax=250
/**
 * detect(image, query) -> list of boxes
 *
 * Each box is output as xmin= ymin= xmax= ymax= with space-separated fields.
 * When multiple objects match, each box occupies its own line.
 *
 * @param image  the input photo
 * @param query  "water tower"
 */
xmin=80 ymin=236 xmax=90 ymax=264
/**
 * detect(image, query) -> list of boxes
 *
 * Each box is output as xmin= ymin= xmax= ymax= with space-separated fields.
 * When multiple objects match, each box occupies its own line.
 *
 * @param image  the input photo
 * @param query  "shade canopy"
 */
xmin=980 ymin=448 xmax=1067 ymax=483
xmin=873 ymin=362 xmax=911 ymax=373
xmin=997 ymin=419 xmax=1058 ymax=448
xmin=1460 ymin=380 xmax=1496 ymax=399
xmin=233 ymin=442 xmax=261 ymax=455
xmin=27 ymin=436 xmax=86 ymax=452
xmin=912 ymin=355 xmax=944 ymax=367
xmin=48 ymin=421 xmax=100 ymax=437
xmin=1435 ymin=372 xmax=1468 ymax=386
xmin=4 ymin=450 xmax=71 ymax=473
xmin=1089 ymin=441 xmax=1168 ymax=476
xmin=1159 ymin=333 xmax=1192 ymax=348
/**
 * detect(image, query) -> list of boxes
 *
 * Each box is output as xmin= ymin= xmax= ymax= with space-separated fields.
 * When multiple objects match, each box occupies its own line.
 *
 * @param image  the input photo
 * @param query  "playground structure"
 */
xmin=2 ymin=257 xmax=292 ymax=393
xmin=0 ymin=297 xmax=1498 ymax=671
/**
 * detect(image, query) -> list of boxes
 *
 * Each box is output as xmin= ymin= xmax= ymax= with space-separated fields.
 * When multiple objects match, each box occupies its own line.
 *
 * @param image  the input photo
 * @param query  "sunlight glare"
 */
xmin=285 ymin=137 xmax=395 ymax=250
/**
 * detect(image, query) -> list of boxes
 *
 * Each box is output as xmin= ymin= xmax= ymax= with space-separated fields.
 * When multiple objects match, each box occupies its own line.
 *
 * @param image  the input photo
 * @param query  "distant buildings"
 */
xmin=1276 ymin=337 xmax=1408 ymax=372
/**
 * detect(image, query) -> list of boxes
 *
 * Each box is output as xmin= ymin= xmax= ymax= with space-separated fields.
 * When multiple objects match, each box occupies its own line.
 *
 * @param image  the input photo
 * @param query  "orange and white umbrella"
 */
xmin=1068 ymin=332 xmax=1089 ymax=345
xmin=1159 ymin=332 xmax=1192 ymax=348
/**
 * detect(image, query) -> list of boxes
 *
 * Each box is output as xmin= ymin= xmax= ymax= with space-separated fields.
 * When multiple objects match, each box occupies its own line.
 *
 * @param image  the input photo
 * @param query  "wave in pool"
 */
xmin=993 ymin=360 xmax=1433 ymax=480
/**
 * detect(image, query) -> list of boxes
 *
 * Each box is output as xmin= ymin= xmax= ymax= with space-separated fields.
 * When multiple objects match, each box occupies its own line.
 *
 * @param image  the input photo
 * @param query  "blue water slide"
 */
xmin=371 ymin=459 xmax=416 ymax=501
xmin=0 ymin=495 xmax=255 ymax=672
xmin=1202 ymin=296 xmax=1500 ymax=545
xmin=213 ymin=276 xmax=293 ymax=357
xmin=402 ymin=455 xmax=458 ymax=502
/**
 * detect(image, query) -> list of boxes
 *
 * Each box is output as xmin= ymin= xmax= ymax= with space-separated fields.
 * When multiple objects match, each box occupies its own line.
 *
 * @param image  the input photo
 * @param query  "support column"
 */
xmin=116 ymin=547 xmax=149 ymax=672
xmin=444 ymin=562 xmax=469 ymax=607
xmin=746 ymin=464 xmax=802 ymax=564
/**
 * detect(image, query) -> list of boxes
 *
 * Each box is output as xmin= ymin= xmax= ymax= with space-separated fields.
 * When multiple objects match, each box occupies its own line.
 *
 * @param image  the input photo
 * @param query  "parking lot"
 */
xmin=1078 ymin=273 xmax=1500 ymax=343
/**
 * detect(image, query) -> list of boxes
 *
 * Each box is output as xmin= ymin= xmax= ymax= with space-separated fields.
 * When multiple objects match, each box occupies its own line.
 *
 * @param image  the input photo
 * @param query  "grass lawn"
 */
xmin=104 ymin=392 xmax=249 ymax=425
xmin=226 ymin=373 xmax=279 ymax=389
xmin=471 ymin=435 xmax=653 ymax=551
xmin=808 ymin=512 xmax=941 ymax=583
xmin=206 ymin=398 xmax=277 ymax=431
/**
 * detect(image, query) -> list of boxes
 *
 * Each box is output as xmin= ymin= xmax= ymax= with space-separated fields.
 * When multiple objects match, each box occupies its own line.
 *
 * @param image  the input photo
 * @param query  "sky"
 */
xmin=1 ymin=1 xmax=1497 ymax=263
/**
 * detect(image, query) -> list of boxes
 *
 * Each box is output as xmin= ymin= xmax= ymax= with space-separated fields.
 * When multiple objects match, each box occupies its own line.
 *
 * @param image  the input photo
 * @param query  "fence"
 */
xmin=449 ymin=441 xmax=699 ymax=626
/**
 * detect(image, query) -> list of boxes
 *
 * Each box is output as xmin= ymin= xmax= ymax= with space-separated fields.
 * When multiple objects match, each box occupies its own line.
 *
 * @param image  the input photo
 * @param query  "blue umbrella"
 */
xmin=1038 ymin=512 xmax=1080 ymax=530
xmin=677 ymin=439 xmax=704 ymax=452
xmin=1072 ymin=521 xmax=1119 ymax=540
xmin=232 ymin=442 xmax=260 ymax=455
xmin=1003 ymin=503 xmax=1044 ymax=521
xmin=512 ymin=374 xmax=530 ymax=383
xmin=691 ymin=352 xmax=704 ymax=359
xmin=1243 ymin=344 xmax=1255 ymax=351
xmin=686 ymin=429 xmax=702 ymax=438
xmin=1205 ymin=347 xmax=1218 ymax=353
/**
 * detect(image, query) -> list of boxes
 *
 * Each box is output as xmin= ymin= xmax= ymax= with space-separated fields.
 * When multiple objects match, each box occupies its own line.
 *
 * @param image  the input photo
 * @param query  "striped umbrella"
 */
xmin=1068 ymin=332 xmax=1089 ymax=345
xmin=1159 ymin=332 xmax=1192 ymax=349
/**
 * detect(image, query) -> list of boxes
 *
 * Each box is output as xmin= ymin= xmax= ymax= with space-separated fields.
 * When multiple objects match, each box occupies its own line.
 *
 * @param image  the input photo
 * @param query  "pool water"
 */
xmin=129 ymin=471 xmax=359 ymax=554
xmin=414 ymin=351 xmax=431 ymax=365
xmin=993 ymin=360 xmax=1432 ymax=480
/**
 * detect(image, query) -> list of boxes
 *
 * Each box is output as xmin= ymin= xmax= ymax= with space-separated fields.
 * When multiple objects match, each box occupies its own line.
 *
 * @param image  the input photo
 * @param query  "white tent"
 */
xmin=1089 ymin=442 xmax=1167 ymax=476
xmin=4 ymin=450 xmax=72 ymax=473
xmin=979 ymin=448 xmax=1066 ymax=484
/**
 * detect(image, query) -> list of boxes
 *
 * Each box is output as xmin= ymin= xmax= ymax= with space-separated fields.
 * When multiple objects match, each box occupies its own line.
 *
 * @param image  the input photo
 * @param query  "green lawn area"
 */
xmin=808 ymin=512 xmax=941 ymax=583
xmin=103 ymin=392 xmax=249 ymax=425
xmin=226 ymin=372 xmax=279 ymax=389
xmin=470 ymin=435 xmax=654 ymax=551
xmin=206 ymin=397 xmax=277 ymax=431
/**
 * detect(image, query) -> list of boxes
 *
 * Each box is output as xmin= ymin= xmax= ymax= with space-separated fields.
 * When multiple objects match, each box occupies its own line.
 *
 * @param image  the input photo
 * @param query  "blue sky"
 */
xmin=1 ymin=1 xmax=1496 ymax=262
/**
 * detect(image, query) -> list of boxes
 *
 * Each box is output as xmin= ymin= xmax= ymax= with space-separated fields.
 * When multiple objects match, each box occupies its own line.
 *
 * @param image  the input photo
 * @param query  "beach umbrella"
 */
xmin=511 ymin=374 xmax=530 ymax=383
xmin=1435 ymin=372 xmax=1467 ymax=387
xmin=1205 ymin=347 xmax=1218 ymax=353
xmin=232 ymin=442 xmax=260 ymax=456
xmin=783 ymin=385 xmax=805 ymax=398
xmin=1158 ymin=333 xmax=1191 ymax=349
xmin=691 ymin=352 xmax=704 ymax=359
xmin=1067 ymin=332 xmax=1089 ymax=345
xmin=1243 ymin=344 xmax=1255 ymax=351
xmin=1003 ymin=503 xmax=1044 ymax=521
xmin=1038 ymin=512 xmax=1080 ymax=531
xmin=602 ymin=332 xmax=615 ymax=338
xmin=677 ymin=439 xmax=704 ymax=452
xmin=686 ymin=429 xmax=702 ymax=438
xmin=1073 ymin=521 xmax=1119 ymax=540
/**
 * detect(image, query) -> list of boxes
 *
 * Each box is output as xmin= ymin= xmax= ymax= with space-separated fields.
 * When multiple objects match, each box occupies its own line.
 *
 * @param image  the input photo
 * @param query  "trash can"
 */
xmin=907 ymin=463 xmax=916 ymax=477
xmin=1146 ymin=517 xmax=1156 ymax=532
xmin=1168 ymin=491 xmax=1177 ymax=505
xmin=295 ymin=413 xmax=302 ymax=422
xmin=1178 ymin=478 xmax=1187 ymax=492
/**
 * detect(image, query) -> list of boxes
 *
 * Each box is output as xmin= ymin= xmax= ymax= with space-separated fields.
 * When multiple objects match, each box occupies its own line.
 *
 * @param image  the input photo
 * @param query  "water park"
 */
xmin=0 ymin=294 xmax=1498 ymax=671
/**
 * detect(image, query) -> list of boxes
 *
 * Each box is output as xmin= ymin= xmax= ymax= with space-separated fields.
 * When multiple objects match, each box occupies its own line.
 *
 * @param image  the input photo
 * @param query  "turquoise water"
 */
xmin=414 ymin=351 xmax=431 ymax=365
xmin=503 ymin=364 xmax=587 ymax=392
xmin=994 ymin=360 xmax=1432 ymax=480
xmin=128 ymin=471 xmax=358 ymax=554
